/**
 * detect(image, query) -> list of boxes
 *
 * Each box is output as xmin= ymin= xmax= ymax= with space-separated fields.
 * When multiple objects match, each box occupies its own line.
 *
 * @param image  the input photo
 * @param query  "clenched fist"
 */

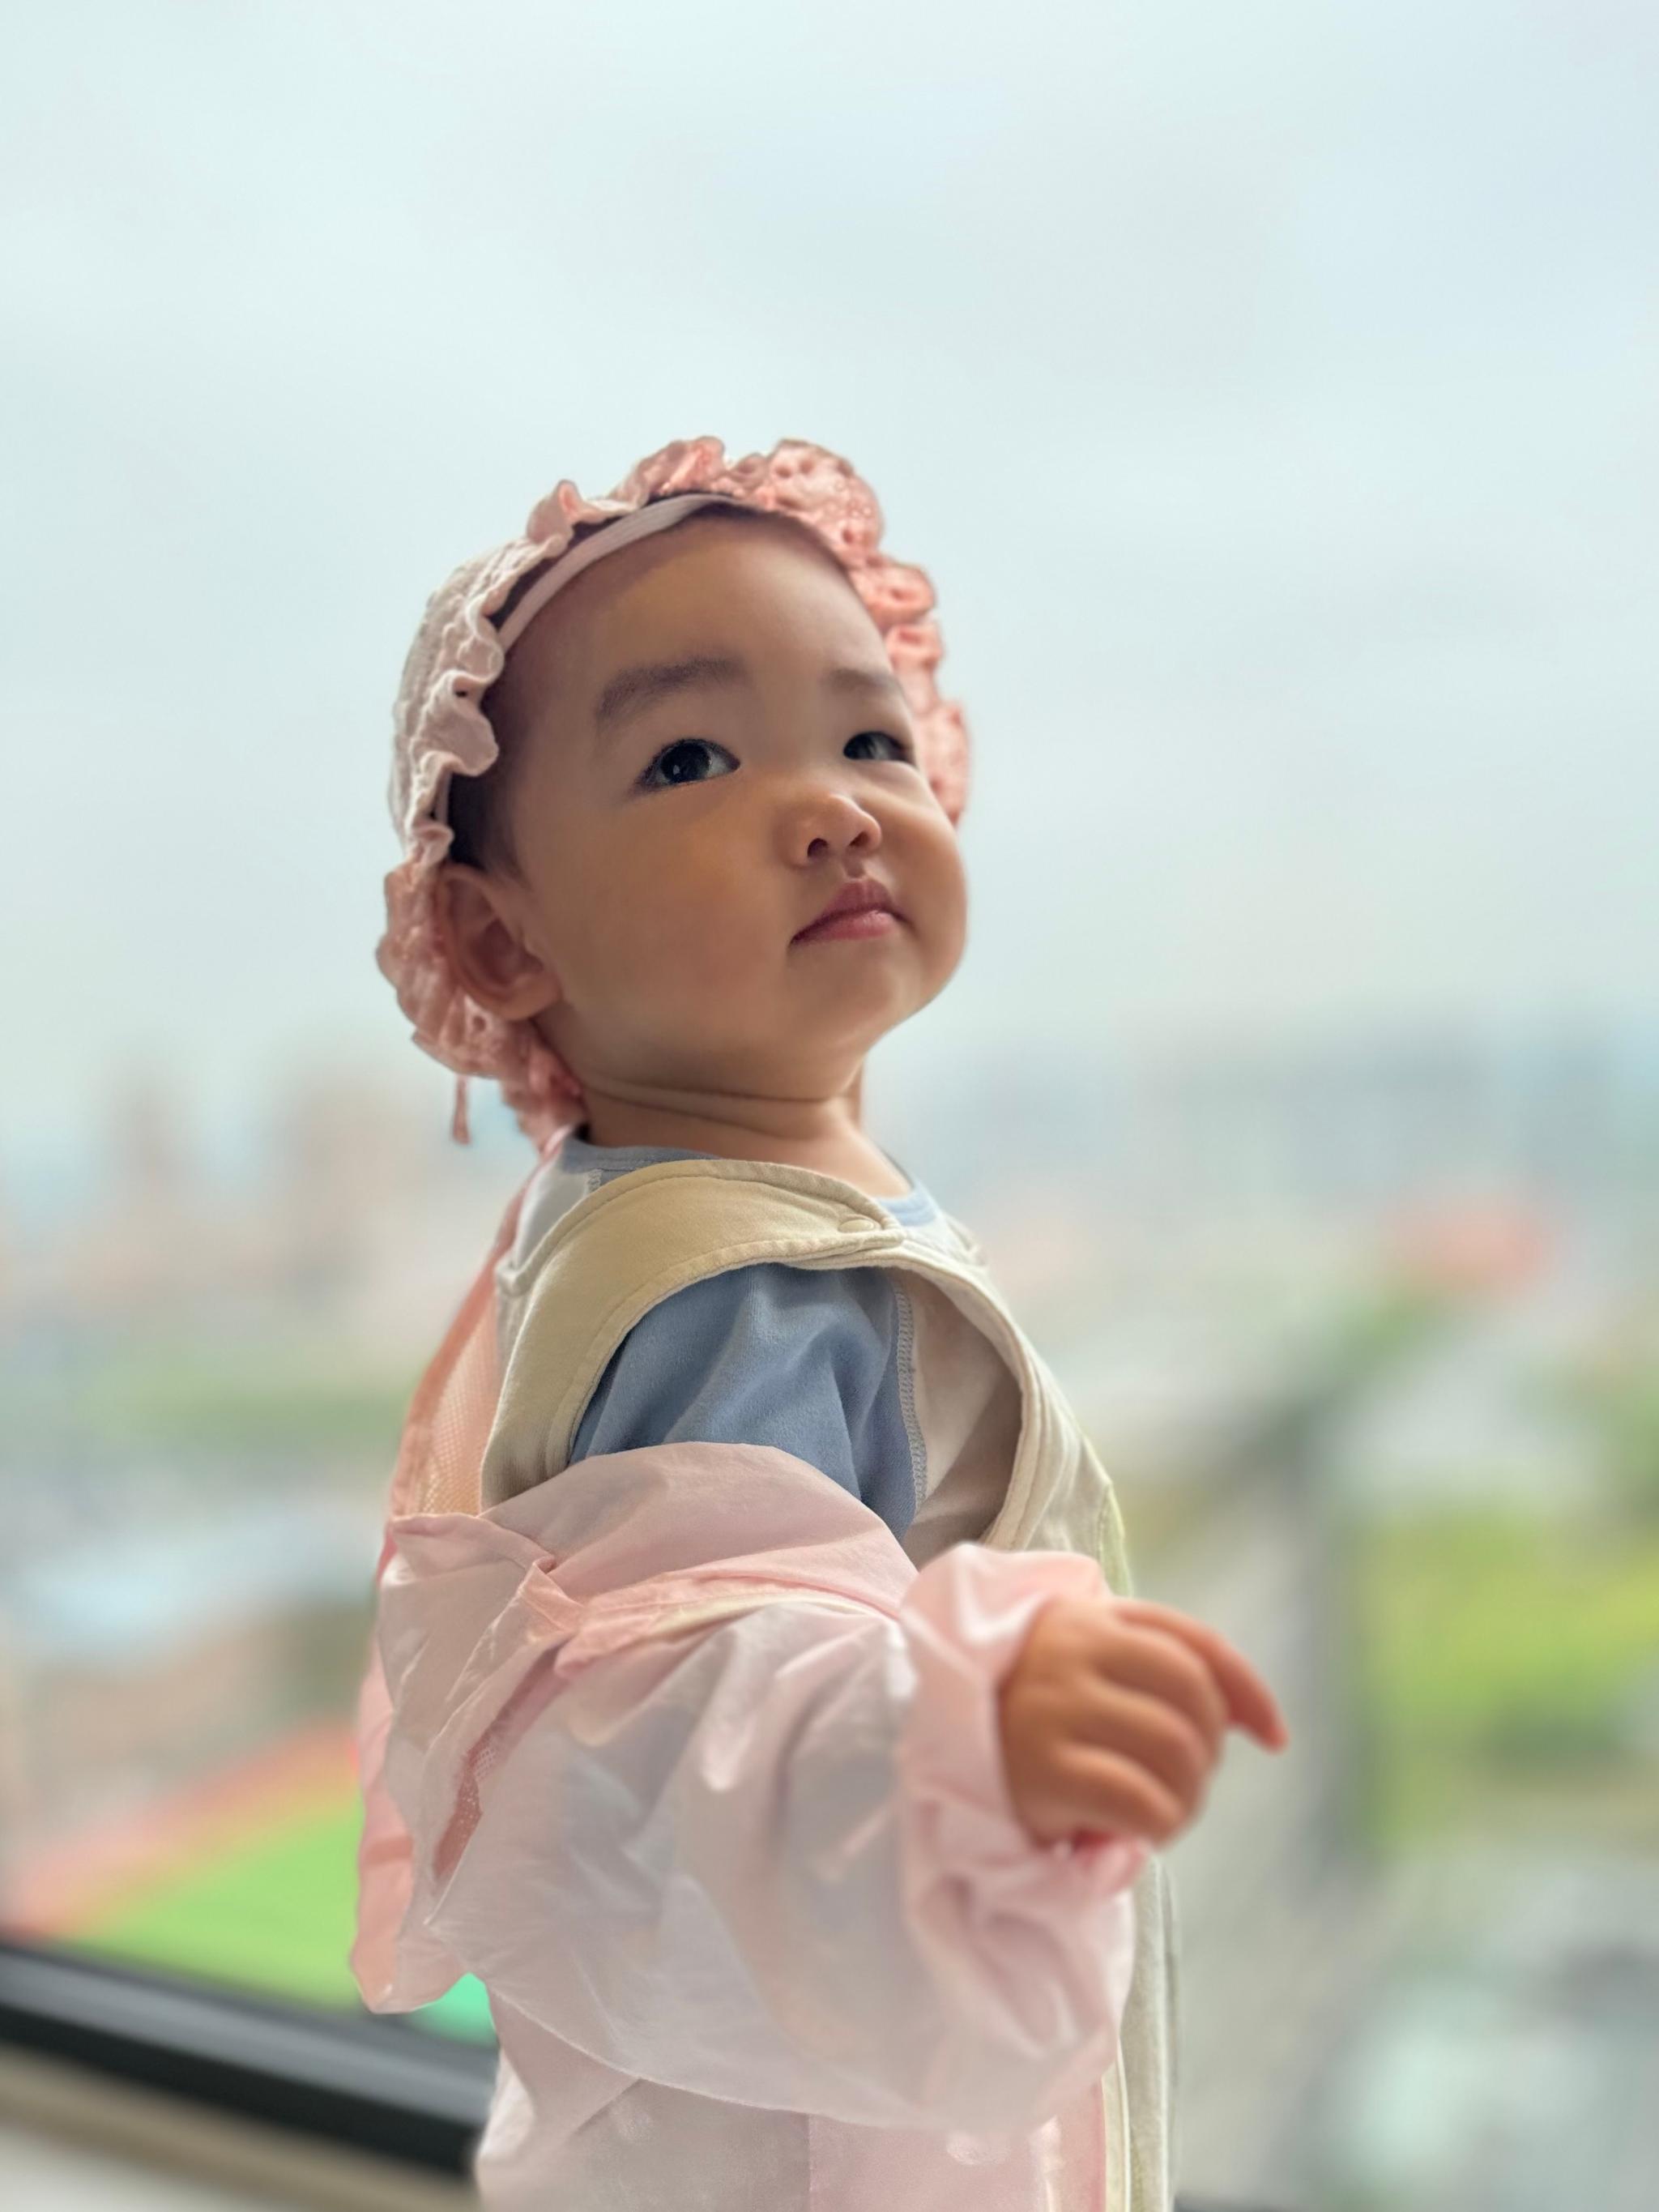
xmin=996 ymin=1595 xmax=1290 ymax=1849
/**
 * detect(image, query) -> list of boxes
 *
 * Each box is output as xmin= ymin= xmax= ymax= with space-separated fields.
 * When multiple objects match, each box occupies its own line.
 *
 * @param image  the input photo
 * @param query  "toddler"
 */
xmin=350 ymin=434 xmax=1288 ymax=2212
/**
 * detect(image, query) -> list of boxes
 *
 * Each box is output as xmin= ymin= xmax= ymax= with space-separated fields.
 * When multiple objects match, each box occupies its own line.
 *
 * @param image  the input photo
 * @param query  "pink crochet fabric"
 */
xmin=377 ymin=435 xmax=972 ymax=1150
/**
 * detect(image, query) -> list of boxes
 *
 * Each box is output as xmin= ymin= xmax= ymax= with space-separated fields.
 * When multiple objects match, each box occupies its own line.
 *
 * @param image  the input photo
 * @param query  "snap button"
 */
xmin=836 ymin=1215 xmax=872 ymax=1234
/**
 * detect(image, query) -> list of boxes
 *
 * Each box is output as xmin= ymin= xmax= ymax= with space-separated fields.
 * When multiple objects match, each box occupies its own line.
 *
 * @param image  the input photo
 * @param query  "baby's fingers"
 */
xmin=1110 ymin=1598 xmax=1290 ymax=1751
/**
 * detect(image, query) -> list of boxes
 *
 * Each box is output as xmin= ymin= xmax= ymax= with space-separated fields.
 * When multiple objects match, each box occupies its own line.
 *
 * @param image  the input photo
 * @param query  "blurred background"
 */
xmin=2 ymin=3 xmax=1657 ymax=2208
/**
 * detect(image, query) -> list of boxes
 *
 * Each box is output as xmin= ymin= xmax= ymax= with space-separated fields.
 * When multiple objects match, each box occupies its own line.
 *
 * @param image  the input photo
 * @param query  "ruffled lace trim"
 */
xmin=375 ymin=437 xmax=970 ymax=1148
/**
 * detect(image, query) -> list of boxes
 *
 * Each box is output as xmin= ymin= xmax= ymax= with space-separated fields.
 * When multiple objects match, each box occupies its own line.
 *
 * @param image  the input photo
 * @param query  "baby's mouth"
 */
xmin=792 ymin=907 xmax=904 ymax=945
xmin=792 ymin=882 xmax=906 ymax=942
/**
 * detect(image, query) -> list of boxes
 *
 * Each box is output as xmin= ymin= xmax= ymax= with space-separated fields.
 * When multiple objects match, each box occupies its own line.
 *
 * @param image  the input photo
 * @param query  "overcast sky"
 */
xmin=4 ymin=0 xmax=1655 ymax=1178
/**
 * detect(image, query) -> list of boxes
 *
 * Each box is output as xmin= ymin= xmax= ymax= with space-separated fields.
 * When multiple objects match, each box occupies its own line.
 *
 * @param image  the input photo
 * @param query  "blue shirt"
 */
xmin=513 ymin=1133 xmax=957 ymax=1544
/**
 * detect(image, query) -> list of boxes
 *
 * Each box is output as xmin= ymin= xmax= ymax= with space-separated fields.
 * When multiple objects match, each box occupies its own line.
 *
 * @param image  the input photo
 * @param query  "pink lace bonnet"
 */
xmin=376 ymin=434 xmax=972 ymax=1151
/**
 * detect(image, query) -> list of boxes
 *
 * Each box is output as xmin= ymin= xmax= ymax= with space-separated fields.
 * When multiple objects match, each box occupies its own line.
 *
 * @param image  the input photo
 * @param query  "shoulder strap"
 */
xmin=488 ymin=1158 xmax=909 ymax=1492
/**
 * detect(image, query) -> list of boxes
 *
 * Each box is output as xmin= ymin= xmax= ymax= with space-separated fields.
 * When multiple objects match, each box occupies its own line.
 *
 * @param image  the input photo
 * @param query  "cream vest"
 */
xmin=480 ymin=1155 xmax=1179 ymax=2212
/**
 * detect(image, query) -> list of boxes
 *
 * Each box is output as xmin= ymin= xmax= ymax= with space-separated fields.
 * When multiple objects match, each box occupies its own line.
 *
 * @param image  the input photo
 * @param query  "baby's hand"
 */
xmin=995 ymin=1594 xmax=1290 ymax=1850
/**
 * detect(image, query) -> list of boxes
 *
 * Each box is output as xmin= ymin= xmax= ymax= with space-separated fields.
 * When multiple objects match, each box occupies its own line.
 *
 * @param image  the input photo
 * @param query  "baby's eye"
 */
xmin=638 ymin=729 xmax=916 ymax=790
xmin=637 ymin=738 xmax=736 ymax=790
xmin=847 ymin=729 xmax=917 ymax=762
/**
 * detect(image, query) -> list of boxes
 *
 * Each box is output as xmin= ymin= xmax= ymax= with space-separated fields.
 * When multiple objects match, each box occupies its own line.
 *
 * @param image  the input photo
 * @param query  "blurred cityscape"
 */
xmin=2 ymin=1019 xmax=1657 ymax=2210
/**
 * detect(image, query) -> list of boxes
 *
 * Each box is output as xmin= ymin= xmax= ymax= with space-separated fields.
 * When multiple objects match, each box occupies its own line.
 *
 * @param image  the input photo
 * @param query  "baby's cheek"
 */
xmin=916 ymin=836 xmax=970 ymax=942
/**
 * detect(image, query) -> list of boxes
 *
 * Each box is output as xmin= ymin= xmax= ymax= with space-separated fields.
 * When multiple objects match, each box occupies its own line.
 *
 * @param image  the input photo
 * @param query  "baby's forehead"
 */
xmin=506 ymin=510 xmax=865 ymax=708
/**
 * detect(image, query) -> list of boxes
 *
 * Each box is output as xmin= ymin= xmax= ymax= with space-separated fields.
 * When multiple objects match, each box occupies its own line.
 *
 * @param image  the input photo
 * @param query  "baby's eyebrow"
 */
xmin=591 ymin=655 xmax=907 ymax=743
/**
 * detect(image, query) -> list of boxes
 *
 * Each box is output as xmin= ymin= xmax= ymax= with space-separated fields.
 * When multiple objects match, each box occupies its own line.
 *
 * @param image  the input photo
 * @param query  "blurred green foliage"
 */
xmin=1573 ymin=1369 xmax=1659 ymax=1528
xmin=1357 ymin=1505 xmax=1659 ymax=1845
xmin=63 ymin=1800 xmax=496 ymax=2045
xmin=1 ymin=1335 xmax=417 ymax=1457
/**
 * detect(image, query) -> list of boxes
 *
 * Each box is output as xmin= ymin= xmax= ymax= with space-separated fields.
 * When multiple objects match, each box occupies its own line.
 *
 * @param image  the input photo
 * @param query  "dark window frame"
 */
xmin=0 ymin=1937 xmax=491 ymax=2176
xmin=0 ymin=1934 xmax=1282 ymax=2210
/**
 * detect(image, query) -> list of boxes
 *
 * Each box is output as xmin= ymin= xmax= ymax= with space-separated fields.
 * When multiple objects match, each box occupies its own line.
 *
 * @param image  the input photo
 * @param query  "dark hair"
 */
xmin=444 ymin=495 xmax=825 ymax=880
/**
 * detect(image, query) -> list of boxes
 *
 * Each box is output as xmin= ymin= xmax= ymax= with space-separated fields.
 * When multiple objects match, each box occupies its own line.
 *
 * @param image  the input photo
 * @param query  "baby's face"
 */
xmin=454 ymin=515 xmax=967 ymax=1108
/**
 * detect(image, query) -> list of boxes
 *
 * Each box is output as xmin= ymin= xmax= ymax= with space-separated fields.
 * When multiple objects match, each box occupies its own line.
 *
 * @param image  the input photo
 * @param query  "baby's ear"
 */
xmin=435 ymin=863 xmax=561 ymax=1019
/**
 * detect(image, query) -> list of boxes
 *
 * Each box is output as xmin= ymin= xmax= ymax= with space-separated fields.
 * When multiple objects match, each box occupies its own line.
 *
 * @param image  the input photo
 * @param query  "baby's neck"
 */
xmin=575 ymin=1113 xmax=913 ymax=1201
